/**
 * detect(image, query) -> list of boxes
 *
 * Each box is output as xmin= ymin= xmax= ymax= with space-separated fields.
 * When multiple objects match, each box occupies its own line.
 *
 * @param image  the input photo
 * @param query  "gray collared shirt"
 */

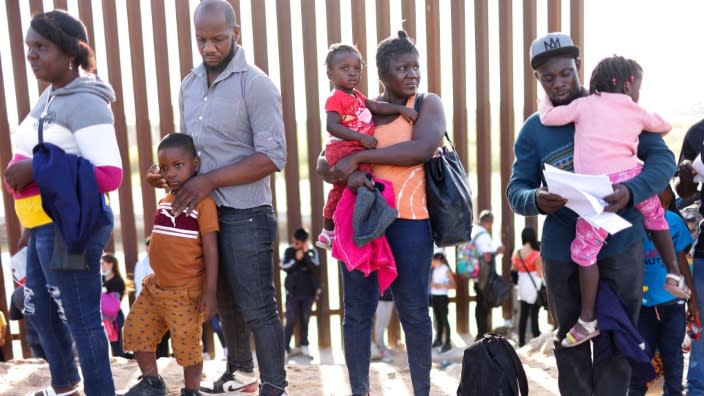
xmin=179 ymin=47 xmax=286 ymax=209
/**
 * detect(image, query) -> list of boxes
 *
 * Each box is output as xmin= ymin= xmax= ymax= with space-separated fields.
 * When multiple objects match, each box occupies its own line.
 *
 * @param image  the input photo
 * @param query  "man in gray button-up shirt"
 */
xmin=148 ymin=1 xmax=287 ymax=394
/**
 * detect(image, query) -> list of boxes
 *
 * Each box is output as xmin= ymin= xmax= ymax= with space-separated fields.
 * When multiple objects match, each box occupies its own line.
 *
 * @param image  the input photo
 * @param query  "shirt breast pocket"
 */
xmin=208 ymin=98 xmax=251 ymax=144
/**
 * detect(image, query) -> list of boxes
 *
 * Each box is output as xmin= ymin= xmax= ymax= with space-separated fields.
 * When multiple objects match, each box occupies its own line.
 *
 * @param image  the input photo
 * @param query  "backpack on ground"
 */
xmin=457 ymin=334 xmax=529 ymax=396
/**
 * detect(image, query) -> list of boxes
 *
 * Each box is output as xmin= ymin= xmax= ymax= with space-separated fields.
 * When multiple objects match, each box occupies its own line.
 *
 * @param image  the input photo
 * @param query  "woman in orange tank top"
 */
xmin=511 ymin=227 xmax=544 ymax=347
xmin=319 ymin=31 xmax=446 ymax=396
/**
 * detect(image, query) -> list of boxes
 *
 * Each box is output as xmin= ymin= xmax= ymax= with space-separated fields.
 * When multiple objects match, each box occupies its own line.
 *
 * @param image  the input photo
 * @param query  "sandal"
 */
xmin=664 ymin=273 xmax=691 ymax=300
xmin=561 ymin=318 xmax=600 ymax=348
xmin=25 ymin=387 xmax=80 ymax=396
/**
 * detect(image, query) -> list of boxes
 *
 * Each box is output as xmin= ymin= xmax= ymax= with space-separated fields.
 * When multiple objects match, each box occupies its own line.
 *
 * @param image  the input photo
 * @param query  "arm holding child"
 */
xmin=327 ymin=111 xmax=378 ymax=149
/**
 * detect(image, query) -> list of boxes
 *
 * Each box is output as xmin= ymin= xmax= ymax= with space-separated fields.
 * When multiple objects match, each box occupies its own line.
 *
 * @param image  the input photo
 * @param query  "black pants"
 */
xmin=543 ymin=242 xmax=644 ymax=396
xmin=431 ymin=295 xmax=451 ymax=345
xmin=474 ymin=284 xmax=491 ymax=338
xmin=518 ymin=301 xmax=540 ymax=347
xmin=284 ymin=296 xmax=315 ymax=350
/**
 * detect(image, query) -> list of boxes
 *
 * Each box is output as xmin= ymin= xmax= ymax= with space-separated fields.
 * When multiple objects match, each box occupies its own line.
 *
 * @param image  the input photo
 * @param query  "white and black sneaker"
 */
xmin=200 ymin=370 xmax=258 ymax=394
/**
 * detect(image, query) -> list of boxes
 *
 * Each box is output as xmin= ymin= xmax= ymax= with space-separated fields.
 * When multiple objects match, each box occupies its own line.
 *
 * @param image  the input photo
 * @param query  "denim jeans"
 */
xmin=24 ymin=207 xmax=115 ymax=395
xmin=284 ymin=296 xmax=315 ymax=350
xmin=688 ymin=258 xmax=704 ymax=395
xmin=543 ymin=242 xmax=644 ymax=396
xmin=341 ymin=218 xmax=433 ymax=395
xmin=216 ymin=205 xmax=286 ymax=390
xmin=629 ymin=302 xmax=685 ymax=396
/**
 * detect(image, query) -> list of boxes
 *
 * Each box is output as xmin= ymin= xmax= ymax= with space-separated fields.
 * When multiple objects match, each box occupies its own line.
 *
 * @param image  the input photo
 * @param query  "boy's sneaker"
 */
xmin=200 ymin=370 xmax=258 ymax=394
xmin=181 ymin=389 xmax=201 ymax=396
xmin=118 ymin=376 xmax=167 ymax=396
xmin=315 ymin=230 xmax=334 ymax=250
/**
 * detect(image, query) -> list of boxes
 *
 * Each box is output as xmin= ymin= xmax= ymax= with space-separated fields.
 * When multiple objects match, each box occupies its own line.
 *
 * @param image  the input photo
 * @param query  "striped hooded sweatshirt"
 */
xmin=7 ymin=75 xmax=122 ymax=228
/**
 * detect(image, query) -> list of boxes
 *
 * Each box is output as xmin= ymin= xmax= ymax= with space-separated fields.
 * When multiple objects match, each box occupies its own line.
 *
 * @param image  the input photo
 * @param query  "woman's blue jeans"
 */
xmin=688 ymin=258 xmax=704 ymax=395
xmin=341 ymin=218 xmax=433 ymax=395
xmin=24 ymin=208 xmax=115 ymax=395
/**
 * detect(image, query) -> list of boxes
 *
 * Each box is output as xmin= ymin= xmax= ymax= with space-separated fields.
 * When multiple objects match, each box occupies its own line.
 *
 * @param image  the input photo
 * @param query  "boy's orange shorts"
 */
xmin=123 ymin=274 xmax=204 ymax=366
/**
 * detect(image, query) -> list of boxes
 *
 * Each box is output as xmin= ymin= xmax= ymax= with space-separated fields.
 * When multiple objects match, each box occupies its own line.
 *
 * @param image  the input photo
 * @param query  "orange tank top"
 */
xmin=372 ymin=96 xmax=428 ymax=220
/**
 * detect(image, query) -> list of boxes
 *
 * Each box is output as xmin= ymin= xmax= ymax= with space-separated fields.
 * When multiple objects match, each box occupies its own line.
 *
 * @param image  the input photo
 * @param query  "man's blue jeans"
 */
xmin=24 ymin=208 xmax=115 ymax=395
xmin=688 ymin=258 xmax=704 ymax=395
xmin=216 ymin=205 xmax=286 ymax=390
xmin=341 ymin=218 xmax=433 ymax=395
xmin=629 ymin=301 xmax=685 ymax=395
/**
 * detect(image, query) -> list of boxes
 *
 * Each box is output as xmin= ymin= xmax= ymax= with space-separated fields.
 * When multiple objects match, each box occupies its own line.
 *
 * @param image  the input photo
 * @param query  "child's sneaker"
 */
xmin=315 ymin=230 xmax=334 ymax=250
xmin=118 ymin=376 xmax=167 ymax=396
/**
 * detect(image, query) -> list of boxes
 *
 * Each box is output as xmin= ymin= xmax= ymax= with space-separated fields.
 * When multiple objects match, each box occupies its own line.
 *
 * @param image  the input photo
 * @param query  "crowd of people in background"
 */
xmin=2 ymin=1 xmax=704 ymax=395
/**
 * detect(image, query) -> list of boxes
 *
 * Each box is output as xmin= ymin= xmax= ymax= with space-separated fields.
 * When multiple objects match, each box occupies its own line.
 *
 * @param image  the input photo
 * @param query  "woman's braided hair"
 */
xmin=375 ymin=30 xmax=418 ymax=80
xmin=30 ymin=9 xmax=96 ymax=73
xmin=589 ymin=55 xmax=642 ymax=95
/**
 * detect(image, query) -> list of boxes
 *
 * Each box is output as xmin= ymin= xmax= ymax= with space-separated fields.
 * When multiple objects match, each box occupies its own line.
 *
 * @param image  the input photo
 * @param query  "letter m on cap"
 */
xmin=544 ymin=37 xmax=562 ymax=51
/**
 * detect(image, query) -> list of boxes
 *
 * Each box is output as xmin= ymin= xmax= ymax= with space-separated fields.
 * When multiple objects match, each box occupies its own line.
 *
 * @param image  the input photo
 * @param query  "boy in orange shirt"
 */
xmin=121 ymin=133 xmax=219 ymax=396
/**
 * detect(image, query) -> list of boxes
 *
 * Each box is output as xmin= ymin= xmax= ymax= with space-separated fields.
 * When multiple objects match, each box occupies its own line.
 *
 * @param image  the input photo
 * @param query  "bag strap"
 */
xmin=516 ymin=251 xmax=540 ymax=292
xmin=499 ymin=337 xmax=529 ymax=395
xmin=413 ymin=92 xmax=454 ymax=151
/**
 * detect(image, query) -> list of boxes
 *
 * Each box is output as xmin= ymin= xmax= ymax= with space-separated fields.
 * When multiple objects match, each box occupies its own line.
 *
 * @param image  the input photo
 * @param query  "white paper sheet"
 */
xmin=543 ymin=164 xmax=632 ymax=234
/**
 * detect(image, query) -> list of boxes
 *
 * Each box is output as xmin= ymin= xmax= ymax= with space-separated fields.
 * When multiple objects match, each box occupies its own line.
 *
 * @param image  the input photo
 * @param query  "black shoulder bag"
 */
xmin=416 ymin=93 xmax=474 ymax=247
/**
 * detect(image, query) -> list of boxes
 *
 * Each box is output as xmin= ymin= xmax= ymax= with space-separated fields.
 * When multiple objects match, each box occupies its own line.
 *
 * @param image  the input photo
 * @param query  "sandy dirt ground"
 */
xmin=0 ymin=332 xmax=677 ymax=395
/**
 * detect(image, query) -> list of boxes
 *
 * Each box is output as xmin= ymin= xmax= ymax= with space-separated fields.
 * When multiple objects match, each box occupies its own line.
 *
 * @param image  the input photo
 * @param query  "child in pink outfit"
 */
xmin=316 ymin=43 xmax=417 ymax=250
xmin=540 ymin=55 xmax=690 ymax=347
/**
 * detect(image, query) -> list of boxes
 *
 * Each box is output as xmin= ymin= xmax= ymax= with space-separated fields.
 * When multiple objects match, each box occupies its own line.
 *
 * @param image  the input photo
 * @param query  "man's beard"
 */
xmin=203 ymin=42 xmax=236 ymax=75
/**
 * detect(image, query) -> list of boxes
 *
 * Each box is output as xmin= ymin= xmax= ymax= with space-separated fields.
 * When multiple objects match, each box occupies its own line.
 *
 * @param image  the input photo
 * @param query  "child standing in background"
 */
xmin=430 ymin=252 xmax=456 ymax=353
xmin=121 ymin=133 xmax=219 ymax=396
xmin=629 ymin=185 xmax=698 ymax=395
xmin=280 ymin=228 xmax=320 ymax=359
xmin=316 ymin=43 xmax=417 ymax=249
xmin=540 ymin=55 xmax=690 ymax=347
xmin=101 ymin=253 xmax=126 ymax=358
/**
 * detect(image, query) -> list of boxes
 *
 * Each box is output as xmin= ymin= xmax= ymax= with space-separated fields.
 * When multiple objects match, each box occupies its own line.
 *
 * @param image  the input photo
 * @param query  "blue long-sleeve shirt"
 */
xmin=506 ymin=113 xmax=675 ymax=262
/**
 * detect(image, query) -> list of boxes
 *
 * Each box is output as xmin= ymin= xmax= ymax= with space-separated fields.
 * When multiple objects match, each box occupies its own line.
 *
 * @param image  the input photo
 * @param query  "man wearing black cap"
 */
xmin=507 ymin=32 xmax=675 ymax=395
